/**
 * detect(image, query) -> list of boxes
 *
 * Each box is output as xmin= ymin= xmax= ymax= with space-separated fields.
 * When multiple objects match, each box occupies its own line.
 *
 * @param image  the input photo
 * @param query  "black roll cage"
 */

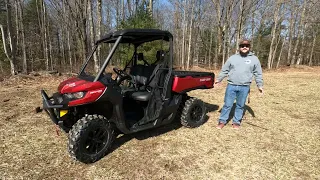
xmin=78 ymin=29 xmax=174 ymax=82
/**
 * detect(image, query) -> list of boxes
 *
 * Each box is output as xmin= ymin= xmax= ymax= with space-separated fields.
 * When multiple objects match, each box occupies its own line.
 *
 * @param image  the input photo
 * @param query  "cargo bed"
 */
xmin=171 ymin=71 xmax=215 ymax=93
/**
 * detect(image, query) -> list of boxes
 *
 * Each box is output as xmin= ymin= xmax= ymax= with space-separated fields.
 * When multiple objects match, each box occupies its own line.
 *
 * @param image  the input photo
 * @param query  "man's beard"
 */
xmin=239 ymin=50 xmax=249 ymax=57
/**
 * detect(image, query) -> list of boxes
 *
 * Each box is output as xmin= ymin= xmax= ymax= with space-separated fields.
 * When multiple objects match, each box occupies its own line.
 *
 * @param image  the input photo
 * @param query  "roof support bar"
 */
xmin=94 ymin=36 xmax=123 ymax=82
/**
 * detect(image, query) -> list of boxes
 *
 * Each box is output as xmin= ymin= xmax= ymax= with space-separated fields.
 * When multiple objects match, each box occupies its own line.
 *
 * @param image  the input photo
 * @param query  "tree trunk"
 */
xmin=226 ymin=0 xmax=235 ymax=61
xmin=271 ymin=27 xmax=282 ymax=68
xmin=0 ymin=25 xmax=15 ymax=75
xmin=60 ymin=1 xmax=66 ymax=69
xmin=276 ymin=36 xmax=286 ymax=69
xmin=236 ymin=0 xmax=244 ymax=53
xmin=88 ymin=0 xmax=98 ymax=73
xmin=251 ymin=9 xmax=255 ymax=50
xmin=48 ymin=15 xmax=53 ymax=71
xmin=14 ymin=0 xmax=19 ymax=56
xmin=97 ymin=0 xmax=102 ymax=70
xmin=82 ymin=8 xmax=88 ymax=64
xmin=46 ymin=16 xmax=56 ymax=71
xmin=186 ymin=0 xmax=195 ymax=70
xmin=67 ymin=6 xmax=72 ymax=72
xmin=128 ymin=0 xmax=132 ymax=17
xmin=174 ymin=1 xmax=181 ymax=68
xmin=208 ymin=25 xmax=214 ymax=68
xmin=222 ymin=0 xmax=231 ymax=66
xmin=181 ymin=0 xmax=188 ymax=70
xmin=2 ymin=0 xmax=16 ymax=75
xmin=267 ymin=2 xmax=280 ymax=69
xmin=291 ymin=0 xmax=307 ymax=65
xmin=6 ymin=0 xmax=16 ymax=72
xmin=308 ymin=33 xmax=317 ymax=66
xmin=116 ymin=0 xmax=120 ymax=28
xmin=296 ymin=23 xmax=308 ymax=65
xmin=298 ymin=8 xmax=310 ymax=66
xmin=148 ymin=0 xmax=153 ymax=17
xmin=214 ymin=0 xmax=222 ymax=67
xmin=40 ymin=0 xmax=49 ymax=71
xmin=36 ymin=0 xmax=44 ymax=60
xmin=286 ymin=3 xmax=296 ymax=65
xmin=121 ymin=0 xmax=125 ymax=21
xmin=18 ymin=0 xmax=27 ymax=73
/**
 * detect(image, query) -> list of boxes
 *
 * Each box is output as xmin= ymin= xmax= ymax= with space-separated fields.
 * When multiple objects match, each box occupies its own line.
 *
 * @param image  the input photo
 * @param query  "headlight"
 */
xmin=64 ymin=92 xmax=85 ymax=100
xmin=73 ymin=92 xmax=85 ymax=99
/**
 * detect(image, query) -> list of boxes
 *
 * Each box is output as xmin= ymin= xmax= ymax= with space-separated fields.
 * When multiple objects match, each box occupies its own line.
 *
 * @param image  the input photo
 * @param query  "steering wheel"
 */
xmin=113 ymin=67 xmax=134 ymax=85
xmin=113 ymin=67 xmax=129 ymax=78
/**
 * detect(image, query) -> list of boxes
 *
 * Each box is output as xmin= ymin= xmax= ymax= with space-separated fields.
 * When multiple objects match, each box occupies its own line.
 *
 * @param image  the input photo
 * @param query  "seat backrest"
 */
xmin=130 ymin=65 xmax=145 ymax=76
xmin=148 ymin=53 xmax=169 ymax=89
xmin=130 ymin=64 xmax=156 ymax=86
xmin=130 ymin=51 xmax=167 ymax=88
xmin=154 ymin=50 xmax=165 ymax=64
xmin=138 ymin=53 xmax=144 ymax=61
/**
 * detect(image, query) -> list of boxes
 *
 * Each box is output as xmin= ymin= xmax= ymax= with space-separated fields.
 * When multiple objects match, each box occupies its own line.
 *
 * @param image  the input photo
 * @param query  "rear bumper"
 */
xmin=41 ymin=90 xmax=69 ymax=132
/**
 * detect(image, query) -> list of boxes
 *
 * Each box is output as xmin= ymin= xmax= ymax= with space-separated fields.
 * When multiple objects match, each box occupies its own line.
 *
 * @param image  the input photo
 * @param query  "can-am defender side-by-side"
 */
xmin=41 ymin=29 xmax=215 ymax=163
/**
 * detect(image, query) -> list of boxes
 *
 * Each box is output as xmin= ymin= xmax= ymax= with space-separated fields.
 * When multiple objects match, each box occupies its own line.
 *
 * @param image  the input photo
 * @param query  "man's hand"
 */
xmin=215 ymin=81 xmax=222 ymax=88
xmin=258 ymin=87 xmax=263 ymax=96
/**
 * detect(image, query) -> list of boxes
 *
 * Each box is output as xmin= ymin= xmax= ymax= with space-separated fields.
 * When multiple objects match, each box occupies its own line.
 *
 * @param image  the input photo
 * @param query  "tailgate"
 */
xmin=171 ymin=71 xmax=215 ymax=93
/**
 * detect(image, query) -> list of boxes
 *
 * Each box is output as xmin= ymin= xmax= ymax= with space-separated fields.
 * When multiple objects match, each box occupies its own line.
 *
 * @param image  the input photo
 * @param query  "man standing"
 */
xmin=215 ymin=40 xmax=263 ymax=129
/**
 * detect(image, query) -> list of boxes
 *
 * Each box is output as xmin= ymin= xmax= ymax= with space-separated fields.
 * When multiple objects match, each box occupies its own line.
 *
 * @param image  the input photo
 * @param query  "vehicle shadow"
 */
xmin=205 ymin=102 xmax=219 ymax=113
xmin=109 ymin=102 xmax=219 ymax=154
xmin=109 ymin=120 xmax=182 ymax=154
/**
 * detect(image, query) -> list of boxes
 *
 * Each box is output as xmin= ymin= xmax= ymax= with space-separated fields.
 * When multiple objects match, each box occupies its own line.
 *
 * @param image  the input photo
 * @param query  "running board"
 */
xmin=129 ymin=119 xmax=159 ymax=133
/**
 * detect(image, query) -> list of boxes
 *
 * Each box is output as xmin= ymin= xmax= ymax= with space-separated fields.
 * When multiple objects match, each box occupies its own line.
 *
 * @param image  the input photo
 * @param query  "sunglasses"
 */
xmin=239 ymin=45 xmax=250 ymax=48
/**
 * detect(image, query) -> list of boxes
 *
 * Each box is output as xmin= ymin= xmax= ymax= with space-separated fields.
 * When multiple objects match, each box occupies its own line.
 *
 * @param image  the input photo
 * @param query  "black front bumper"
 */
xmin=41 ymin=90 xmax=69 ymax=132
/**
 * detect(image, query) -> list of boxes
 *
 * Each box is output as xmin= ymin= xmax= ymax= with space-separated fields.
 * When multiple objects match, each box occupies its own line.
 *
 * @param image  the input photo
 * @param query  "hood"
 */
xmin=58 ymin=77 xmax=104 ymax=94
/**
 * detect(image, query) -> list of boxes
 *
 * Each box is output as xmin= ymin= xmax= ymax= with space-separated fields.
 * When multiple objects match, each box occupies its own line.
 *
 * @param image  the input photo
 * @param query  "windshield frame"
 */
xmin=78 ymin=36 xmax=123 ymax=82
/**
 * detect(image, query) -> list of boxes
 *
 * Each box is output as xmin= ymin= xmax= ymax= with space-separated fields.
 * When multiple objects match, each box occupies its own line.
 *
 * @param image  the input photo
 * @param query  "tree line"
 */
xmin=0 ymin=0 xmax=319 ymax=76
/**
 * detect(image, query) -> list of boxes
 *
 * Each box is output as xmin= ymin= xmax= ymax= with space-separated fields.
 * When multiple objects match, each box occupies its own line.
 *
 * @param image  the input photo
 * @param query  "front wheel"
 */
xmin=180 ymin=97 xmax=207 ymax=128
xmin=68 ymin=115 xmax=115 ymax=163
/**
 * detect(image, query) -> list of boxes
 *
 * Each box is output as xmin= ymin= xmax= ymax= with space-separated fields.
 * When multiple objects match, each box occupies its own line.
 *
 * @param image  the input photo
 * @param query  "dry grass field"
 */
xmin=0 ymin=67 xmax=319 ymax=180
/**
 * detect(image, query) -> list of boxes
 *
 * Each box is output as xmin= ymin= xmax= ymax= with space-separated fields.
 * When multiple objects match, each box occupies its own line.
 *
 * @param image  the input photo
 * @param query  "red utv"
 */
xmin=41 ymin=29 xmax=215 ymax=163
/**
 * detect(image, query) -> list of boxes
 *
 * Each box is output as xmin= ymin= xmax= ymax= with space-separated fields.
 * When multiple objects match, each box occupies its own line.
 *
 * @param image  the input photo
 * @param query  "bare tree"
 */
xmin=308 ymin=29 xmax=317 ymax=66
xmin=276 ymin=35 xmax=286 ymax=68
xmin=286 ymin=1 xmax=296 ymax=65
xmin=291 ymin=0 xmax=307 ymax=65
xmin=267 ymin=1 xmax=281 ymax=69
xmin=181 ymin=0 xmax=188 ymax=69
xmin=0 ymin=0 xmax=17 ymax=75
xmin=235 ymin=0 xmax=244 ymax=53
xmin=96 ymin=0 xmax=102 ymax=69
xmin=16 ymin=0 xmax=27 ymax=73
xmin=88 ymin=0 xmax=98 ymax=73
xmin=186 ymin=0 xmax=195 ymax=70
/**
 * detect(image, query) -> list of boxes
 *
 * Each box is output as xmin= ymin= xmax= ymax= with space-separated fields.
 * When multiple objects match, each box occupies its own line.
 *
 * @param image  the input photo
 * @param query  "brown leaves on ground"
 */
xmin=0 ymin=67 xmax=319 ymax=179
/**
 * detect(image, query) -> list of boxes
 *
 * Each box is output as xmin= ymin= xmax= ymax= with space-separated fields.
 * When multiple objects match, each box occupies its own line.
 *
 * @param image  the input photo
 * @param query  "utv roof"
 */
xmin=95 ymin=29 xmax=173 ymax=45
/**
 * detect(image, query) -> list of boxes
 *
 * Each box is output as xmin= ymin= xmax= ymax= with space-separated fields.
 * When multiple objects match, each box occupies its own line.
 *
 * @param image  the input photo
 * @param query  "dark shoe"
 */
xmin=216 ymin=122 xmax=225 ymax=129
xmin=232 ymin=123 xmax=240 ymax=130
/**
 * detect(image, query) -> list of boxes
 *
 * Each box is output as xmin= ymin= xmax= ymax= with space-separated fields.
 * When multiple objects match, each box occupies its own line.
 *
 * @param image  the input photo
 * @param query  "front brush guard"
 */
xmin=41 ymin=90 xmax=69 ymax=132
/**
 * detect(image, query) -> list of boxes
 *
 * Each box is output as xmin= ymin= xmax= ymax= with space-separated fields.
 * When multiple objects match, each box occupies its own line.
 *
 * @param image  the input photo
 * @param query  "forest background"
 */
xmin=0 ymin=0 xmax=319 ymax=76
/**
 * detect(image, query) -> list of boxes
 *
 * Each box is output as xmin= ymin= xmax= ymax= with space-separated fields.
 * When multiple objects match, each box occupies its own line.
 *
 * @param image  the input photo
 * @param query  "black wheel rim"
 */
xmin=190 ymin=105 xmax=203 ymax=122
xmin=83 ymin=127 xmax=109 ymax=155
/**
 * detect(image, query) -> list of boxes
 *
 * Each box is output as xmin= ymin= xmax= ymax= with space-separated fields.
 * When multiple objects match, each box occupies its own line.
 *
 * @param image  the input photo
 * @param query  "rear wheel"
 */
xmin=68 ymin=114 xmax=115 ymax=163
xmin=180 ymin=97 xmax=207 ymax=128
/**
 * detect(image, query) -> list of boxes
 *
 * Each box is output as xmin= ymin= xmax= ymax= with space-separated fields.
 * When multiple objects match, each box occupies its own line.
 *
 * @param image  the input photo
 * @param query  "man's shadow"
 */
xmin=108 ymin=101 xmax=219 ymax=154
xmin=218 ymin=103 xmax=268 ymax=130
xmin=218 ymin=103 xmax=255 ymax=124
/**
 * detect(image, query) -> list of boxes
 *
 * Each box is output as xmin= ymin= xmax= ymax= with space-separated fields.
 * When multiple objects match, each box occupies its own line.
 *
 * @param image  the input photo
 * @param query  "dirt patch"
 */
xmin=0 ymin=68 xmax=319 ymax=179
